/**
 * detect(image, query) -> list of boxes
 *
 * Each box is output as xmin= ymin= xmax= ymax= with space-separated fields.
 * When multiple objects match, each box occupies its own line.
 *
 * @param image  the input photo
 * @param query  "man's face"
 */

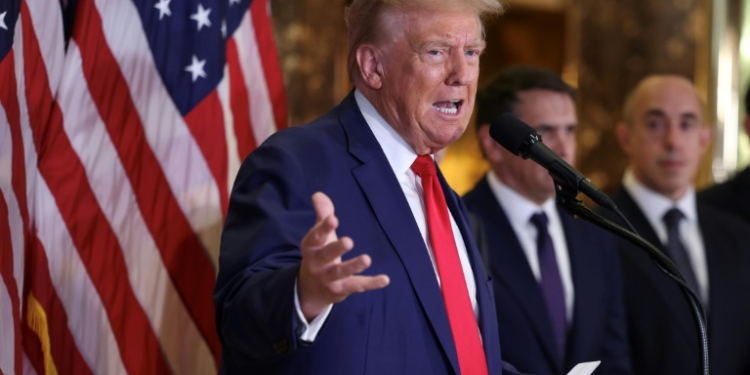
xmin=493 ymin=89 xmax=577 ymax=204
xmin=373 ymin=6 xmax=484 ymax=155
xmin=617 ymin=77 xmax=711 ymax=200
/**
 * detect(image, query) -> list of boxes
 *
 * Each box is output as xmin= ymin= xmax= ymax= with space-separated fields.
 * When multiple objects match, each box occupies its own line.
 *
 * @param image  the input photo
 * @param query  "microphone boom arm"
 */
xmin=553 ymin=182 xmax=709 ymax=375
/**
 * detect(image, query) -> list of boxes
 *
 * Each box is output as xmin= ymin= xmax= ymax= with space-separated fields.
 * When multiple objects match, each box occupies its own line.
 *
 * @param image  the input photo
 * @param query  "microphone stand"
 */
xmin=553 ymin=182 xmax=709 ymax=375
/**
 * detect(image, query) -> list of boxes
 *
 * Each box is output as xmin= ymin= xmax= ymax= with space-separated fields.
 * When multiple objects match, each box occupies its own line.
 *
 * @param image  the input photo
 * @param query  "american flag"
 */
xmin=0 ymin=0 xmax=286 ymax=372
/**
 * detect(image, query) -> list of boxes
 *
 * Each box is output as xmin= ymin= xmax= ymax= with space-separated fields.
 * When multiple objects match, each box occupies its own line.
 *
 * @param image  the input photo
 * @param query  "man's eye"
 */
xmin=647 ymin=120 xmax=665 ymax=129
xmin=428 ymin=50 xmax=441 ymax=56
xmin=681 ymin=121 xmax=696 ymax=130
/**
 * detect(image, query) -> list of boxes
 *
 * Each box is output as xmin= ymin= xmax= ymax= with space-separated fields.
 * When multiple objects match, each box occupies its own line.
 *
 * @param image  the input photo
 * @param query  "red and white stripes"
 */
xmin=0 ymin=0 xmax=287 ymax=373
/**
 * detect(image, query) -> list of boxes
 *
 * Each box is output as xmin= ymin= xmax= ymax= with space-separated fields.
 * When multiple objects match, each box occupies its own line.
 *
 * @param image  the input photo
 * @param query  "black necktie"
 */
xmin=530 ymin=212 xmax=566 ymax=358
xmin=662 ymin=208 xmax=700 ymax=296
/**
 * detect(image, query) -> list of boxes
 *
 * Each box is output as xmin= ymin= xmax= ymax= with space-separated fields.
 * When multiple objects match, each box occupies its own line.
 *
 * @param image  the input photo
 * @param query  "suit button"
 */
xmin=273 ymin=339 xmax=289 ymax=354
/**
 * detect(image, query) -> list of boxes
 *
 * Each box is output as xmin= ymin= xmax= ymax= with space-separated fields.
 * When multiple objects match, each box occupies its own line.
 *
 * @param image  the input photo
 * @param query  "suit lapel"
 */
xmin=470 ymin=178 xmax=561 ymax=367
xmin=612 ymin=188 xmax=696 ymax=342
xmin=339 ymin=94 xmax=460 ymax=374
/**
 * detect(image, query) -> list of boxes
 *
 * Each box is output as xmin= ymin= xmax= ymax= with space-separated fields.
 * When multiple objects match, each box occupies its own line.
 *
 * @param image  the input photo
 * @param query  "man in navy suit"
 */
xmin=699 ymin=83 xmax=750 ymax=224
xmin=213 ymin=0 xmax=515 ymax=373
xmin=608 ymin=75 xmax=750 ymax=374
xmin=464 ymin=66 xmax=632 ymax=375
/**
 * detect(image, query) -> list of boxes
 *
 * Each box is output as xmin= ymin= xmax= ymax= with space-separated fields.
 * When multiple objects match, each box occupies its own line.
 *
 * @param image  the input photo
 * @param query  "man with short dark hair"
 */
xmin=698 ymin=83 xmax=750 ymax=224
xmin=607 ymin=75 xmax=750 ymax=375
xmin=464 ymin=66 xmax=632 ymax=375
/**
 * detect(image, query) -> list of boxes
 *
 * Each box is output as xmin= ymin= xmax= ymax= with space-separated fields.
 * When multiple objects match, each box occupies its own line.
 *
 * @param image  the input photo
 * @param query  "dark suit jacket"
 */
xmin=699 ymin=167 xmax=750 ymax=224
xmin=213 ymin=93 xmax=508 ymax=374
xmin=603 ymin=187 xmax=750 ymax=375
xmin=464 ymin=177 xmax=631 ymax=375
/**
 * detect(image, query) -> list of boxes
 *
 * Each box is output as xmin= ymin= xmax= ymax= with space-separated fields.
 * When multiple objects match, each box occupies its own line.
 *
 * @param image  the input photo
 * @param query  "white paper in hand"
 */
xmin=566 ymin=361 xmax=601 ymax=375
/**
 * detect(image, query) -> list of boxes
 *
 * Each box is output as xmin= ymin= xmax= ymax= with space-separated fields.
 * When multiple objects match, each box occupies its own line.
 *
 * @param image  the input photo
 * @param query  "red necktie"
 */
xmin=411 ymin=155 xmax=488 ymax=375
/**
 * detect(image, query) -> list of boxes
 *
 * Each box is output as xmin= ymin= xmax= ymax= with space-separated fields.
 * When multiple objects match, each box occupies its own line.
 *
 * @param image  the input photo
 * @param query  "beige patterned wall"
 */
xmin=271 ymin=0 xmax=350 ymax=127
xmin=572 ymin=0 xmax=713 ymax=195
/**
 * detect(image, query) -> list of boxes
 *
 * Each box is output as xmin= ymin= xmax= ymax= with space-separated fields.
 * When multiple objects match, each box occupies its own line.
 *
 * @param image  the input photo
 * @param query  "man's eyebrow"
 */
xmin=536 ymin=123 xmax=578 ymax=132
xmin=467 ymin=40 xmax=487 ymax=50
xmin=642 ymin=109 xmax=699 ymax=120
xmin=680 ymin=112 xmax=698 ymax=120
xmin=417 ymin=39 xmax=486 ymax=50
xmin=643 ymin=109 xmax=667 ymax=118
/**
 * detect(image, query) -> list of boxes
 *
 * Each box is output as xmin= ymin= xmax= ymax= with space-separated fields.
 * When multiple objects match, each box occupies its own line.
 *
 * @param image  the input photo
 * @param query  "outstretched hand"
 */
xmin=297 ymin=192 xmax=390 ymax=321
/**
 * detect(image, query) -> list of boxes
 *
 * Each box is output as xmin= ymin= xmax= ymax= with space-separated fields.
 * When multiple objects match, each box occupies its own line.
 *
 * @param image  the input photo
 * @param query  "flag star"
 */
xmin=221 ymin=20 xmax=227 ymax=38
xmin=154 ymin=0 xmax=171 ymax=20
xmin=190 ymin=4 xmax=212 ymax=31
xmin=185 ymin=55 xmax=207 ymax=82
xmin=0 ymin=12 xmax=7 ymax=31
xmin=229 ymin=0 xmax=241 ymax=6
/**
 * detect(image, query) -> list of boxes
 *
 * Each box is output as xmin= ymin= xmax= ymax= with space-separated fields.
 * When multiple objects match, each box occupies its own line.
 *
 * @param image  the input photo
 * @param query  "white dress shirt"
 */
xmin=294 ymin=90 xmax=479 ymax=341
xmin=485 ymin=171 xmax=575 ymax=322
xmin=622 ymin=169 xmax=709 ymax=302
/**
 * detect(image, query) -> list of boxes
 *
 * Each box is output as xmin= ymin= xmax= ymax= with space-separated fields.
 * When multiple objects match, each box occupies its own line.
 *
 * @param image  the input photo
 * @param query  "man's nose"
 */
xmin=664 ymin=122 xmax=684 ymax=149
xmin=445 ymin=53 xmax=473 ymax=86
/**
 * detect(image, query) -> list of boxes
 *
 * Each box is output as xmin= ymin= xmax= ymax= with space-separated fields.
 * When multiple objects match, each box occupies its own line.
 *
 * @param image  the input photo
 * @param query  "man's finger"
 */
xmin=301 ymin=213 xmax=339 ymax=251
xmin=322 ymin=252 xmax=369 ymax=282
xmin=339 ymin=274 xmax=390 ymax=296
xmin=312 ymin=192 xmax=334 ymax=222
xmin=314 ymin=237 xmax=354 ymax=265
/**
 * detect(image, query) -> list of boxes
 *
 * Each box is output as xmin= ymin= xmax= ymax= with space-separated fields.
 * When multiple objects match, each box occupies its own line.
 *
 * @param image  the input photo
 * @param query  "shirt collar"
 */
xmin=622 ymin=169 xmax=698 ymax=224
xmin=486 ymin=170 xmax=557 ymax=227
xmin=354 ymin=89 xmax=421 ymax=174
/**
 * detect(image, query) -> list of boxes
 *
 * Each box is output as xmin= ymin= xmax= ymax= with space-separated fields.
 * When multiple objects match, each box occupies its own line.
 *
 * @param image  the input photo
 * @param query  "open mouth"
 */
xmin=432 ymin=100 xmax=463 ymax=115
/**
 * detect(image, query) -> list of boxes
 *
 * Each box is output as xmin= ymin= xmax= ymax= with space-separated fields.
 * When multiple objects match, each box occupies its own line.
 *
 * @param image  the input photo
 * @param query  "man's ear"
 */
xmin=478 ymin=124 xmax=505 ymax=164
xmin=614 ymin=121 xmax=632 ymax=156
xmin=355 ymin=45 xmax=384 ymax=90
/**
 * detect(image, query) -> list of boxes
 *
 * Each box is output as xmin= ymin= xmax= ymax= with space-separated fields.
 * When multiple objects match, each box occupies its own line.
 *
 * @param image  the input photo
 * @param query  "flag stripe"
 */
xmin=90 ymin=0 xmax=223 ymax=260
xmin=24 ymin=0 xmax=65 ymax=96
xmin=216 ymin=65 xmax=243 ymax=194
xmin=233 ymin=9 xmax=280 ymax=145
xmin=0 ymin=188 xmax=21 ymax=375
xmin=60 ymin=41 xmax=216 ymax=375
xmin=28 ymin=173 xmax=126 ymax=375
xmin=183 ymin=91 xmax=230 ymax=214
xmin=0 ymin=47 xmax=25 ymax=375
xmin=22 ymin=237 xmax=93 ymax=375
xmin=73 ymin=0 xmax=222 ymax=362
xmin=226 ymin=37 xmax=257 ymax=162
xmin=250 ymin=0 xmax=287 ymax=131
xmin=20 ymin=3 xmax=170 ymax=373
xmin=22 ymin=351 xmax=38 ymax=375
xmin=0 ymin=50 xmax=28 ymax=305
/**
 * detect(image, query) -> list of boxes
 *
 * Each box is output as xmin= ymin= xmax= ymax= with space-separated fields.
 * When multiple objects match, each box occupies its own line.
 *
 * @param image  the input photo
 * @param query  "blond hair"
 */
xmin=344 ymin=0 xmax=504 ymax=83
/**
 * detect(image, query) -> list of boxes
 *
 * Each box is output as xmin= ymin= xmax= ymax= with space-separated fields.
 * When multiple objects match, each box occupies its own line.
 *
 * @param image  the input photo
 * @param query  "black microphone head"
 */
xmin=489 ymin=113 xmax=537 ymax=156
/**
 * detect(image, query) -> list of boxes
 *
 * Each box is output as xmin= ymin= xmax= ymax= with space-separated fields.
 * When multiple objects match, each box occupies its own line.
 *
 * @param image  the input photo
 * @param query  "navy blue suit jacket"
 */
xmin=464 ymin=177 xmax=631 ymax=375
xmin=699 ymin=167 xmax=750 ymax=225
xmin=602 ymin=187 xmax=750 ymax=375
xmin=214 ymin=93 xmax=509 ymax=374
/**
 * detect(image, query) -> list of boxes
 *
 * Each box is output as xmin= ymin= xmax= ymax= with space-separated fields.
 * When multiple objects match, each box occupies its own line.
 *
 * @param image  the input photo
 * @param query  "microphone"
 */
xmin=489 ymin=113 xmax=617 ymax=211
